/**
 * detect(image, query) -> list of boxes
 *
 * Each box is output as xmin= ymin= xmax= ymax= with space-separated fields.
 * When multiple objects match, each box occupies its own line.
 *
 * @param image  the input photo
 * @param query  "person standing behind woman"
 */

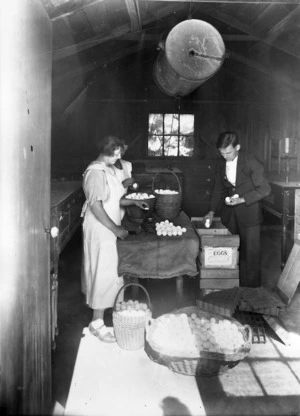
xmin=81 ymin=136 xmax=149 ymax=342
xmin=113 ymin=144 xmax=135 ymax=191
xmin=113 ymin=144 xmax=137 ymax=218
xmin=203 ymin=132 xmax=271 ymax=288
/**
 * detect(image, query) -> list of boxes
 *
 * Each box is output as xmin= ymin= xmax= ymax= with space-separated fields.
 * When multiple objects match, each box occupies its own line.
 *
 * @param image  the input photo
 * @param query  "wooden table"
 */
xmin=117 ymin=211 xmax=199 ymax=295
xmin=50 ymin=181 xmax=85 ymax=345
xmin=262 ymin=181 xmax=300 ymax=268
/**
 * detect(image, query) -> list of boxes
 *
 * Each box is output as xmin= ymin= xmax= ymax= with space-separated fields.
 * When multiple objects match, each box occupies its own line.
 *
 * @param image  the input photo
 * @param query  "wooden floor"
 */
xmin=51 ymin=214 xmax=300 ymax=415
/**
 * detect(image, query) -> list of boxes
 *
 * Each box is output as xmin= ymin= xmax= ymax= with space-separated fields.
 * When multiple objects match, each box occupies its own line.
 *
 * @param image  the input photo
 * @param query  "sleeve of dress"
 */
xmin=83 ymin=170 xmax=109 ymax=206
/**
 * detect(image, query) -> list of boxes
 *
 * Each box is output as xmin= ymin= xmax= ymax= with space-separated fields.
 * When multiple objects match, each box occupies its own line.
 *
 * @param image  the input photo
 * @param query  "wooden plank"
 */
xmin=294 ymin=190 xmax=300 ymax=241
xmin=200 ymin=234 xmax=240 ymax=247
xmin=276 ymin=239 xmax=300 ymax=304
xmin=263 ymin=315 xmax=290 ymax=345
xmin=0 ymin=1 xmax=52 ymax=414
xmin=199 ymin=268 xmax=239 ymax=279
xmin=199 ymin=278 xmax=240 ymax=289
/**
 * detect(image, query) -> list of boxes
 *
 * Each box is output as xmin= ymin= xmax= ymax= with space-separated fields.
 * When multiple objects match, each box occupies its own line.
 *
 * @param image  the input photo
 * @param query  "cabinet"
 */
xmin=50 ymin=181 xmax=85 ymax=345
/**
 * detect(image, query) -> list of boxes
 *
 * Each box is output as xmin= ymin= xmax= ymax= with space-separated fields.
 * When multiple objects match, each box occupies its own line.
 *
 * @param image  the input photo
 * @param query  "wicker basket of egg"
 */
xmin=113 ymin=283 xmax=152 ymax=350
xmin=145 ymin=306 xmax=252 ymax=377
xmin=152 ymin=169 xmax=182 ymax=220
xmin=125 ymin=192 xmax=156 ymax=221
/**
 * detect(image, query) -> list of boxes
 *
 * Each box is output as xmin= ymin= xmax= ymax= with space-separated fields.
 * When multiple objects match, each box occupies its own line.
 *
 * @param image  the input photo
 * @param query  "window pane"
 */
xmin=179 ymin=114 xmax=194 ymax=135
xmin=164 ymin=114 xmax=179 ymax=135
xmin=148 ymin=135 xmax=163 ymax=156
xmin=149 ymin=114 xmax=163 ymax=134
xmin=164 ymin=135 xmax=178 ymax=156
xmin=179 ymin=135 xmax=194 ymax=157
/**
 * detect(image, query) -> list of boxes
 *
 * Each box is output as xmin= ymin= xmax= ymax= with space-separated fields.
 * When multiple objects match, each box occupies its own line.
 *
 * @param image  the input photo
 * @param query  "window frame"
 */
xmin=147 ymin=112 xmax=195 ymax=158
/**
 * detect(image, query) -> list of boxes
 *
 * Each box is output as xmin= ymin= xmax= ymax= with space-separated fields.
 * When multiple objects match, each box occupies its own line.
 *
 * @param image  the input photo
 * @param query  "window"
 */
xmin=148 ymin=113 xmax=194 ymax=157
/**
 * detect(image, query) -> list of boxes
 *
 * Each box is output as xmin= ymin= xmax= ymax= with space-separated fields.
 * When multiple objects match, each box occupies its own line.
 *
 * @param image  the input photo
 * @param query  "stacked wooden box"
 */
xmin=192 ymin=217 xmax=240 ymax=290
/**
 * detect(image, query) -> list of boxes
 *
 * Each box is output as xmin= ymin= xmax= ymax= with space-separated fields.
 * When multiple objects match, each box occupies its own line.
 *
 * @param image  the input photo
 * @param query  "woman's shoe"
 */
xmin=89 ymin=321 xmax=116 ymax=343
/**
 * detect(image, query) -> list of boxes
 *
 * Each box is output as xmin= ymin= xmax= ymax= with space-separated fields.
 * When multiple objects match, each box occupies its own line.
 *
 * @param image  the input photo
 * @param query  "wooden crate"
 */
xmin=191 ymin=217 xmax=231 ymax=236
xmin=200 ymin=235 xmax=240 ymax=269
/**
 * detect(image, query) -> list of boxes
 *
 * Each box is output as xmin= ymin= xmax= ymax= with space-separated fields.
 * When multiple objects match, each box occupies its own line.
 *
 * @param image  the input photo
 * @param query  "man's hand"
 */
xmin=203 ymin=211 xmax=214 ymax=227
xmin=225 ymin=196 xmax=245 ymax=206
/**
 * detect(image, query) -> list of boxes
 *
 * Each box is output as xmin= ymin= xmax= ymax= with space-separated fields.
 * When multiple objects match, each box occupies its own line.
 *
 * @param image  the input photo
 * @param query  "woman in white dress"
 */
xmin=81 ymin=136 xmax=148 ymax=342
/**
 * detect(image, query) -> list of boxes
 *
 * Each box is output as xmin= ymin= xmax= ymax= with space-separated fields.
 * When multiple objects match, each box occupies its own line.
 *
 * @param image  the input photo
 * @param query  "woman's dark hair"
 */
xmin=216 ymin=132 xmax=239 ymax=149
xmin=97 ymin=135 xmax=126 ymax=156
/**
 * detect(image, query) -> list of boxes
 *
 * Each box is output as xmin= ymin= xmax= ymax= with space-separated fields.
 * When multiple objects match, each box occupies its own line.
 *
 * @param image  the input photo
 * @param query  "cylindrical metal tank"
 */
xmin=153 ymin=19 xmax=225 ymax=98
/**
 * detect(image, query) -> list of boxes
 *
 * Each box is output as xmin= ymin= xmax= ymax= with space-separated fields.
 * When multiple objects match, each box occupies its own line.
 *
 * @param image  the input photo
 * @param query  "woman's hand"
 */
xmin=122 ymin=177 xmax=135 ymax=188
xmin=135 ymin=201 xmax=149 ymax=210
xmin=113 ymin=225 xmax=129 ymax=239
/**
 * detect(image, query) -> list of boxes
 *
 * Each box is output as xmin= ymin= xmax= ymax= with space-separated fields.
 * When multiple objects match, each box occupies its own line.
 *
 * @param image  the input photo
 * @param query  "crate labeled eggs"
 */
xmin=155 ymin=220 xmax=186 ymax=237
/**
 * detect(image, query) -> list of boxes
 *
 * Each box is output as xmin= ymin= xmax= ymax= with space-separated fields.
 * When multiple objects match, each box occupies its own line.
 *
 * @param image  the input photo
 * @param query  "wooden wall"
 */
xmin=0 ymin=1 xmax=52 ymax=414
xmin=51 ymin=45 xmax=300 ymax=216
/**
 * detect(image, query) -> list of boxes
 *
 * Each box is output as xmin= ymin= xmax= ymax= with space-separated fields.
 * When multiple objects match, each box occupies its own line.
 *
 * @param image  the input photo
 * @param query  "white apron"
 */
xmin=81 ymin=163 xmax=125 ymax=309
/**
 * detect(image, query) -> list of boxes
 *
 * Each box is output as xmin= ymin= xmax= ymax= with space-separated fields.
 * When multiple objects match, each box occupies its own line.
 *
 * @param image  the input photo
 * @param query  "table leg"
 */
xmin=176 ymin=276 xmax=184 ymax=305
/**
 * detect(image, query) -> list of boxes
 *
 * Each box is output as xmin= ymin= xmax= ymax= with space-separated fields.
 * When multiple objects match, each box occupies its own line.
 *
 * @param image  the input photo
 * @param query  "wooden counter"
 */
xmin=262 ymin=181 xmax=300 ymax=268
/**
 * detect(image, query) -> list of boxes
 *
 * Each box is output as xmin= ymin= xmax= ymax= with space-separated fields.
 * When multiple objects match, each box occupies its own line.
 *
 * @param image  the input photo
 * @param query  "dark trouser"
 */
xmin=225 ymin=211 xmax=261 ymax=288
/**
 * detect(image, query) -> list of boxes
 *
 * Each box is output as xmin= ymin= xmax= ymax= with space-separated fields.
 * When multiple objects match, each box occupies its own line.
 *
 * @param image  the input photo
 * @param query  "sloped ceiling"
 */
xmin=39 ymin=0 xmax=300 ymax=113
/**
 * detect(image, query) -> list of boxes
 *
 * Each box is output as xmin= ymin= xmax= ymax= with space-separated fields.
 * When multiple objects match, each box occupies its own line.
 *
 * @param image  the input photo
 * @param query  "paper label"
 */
xmin=204 ymin=247 xmax=233 ymax=266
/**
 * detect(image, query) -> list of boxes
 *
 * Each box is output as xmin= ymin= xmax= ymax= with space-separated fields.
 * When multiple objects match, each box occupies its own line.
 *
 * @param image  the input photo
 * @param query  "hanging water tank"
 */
xmin=153 ymin=19 xmax=225 ymax=98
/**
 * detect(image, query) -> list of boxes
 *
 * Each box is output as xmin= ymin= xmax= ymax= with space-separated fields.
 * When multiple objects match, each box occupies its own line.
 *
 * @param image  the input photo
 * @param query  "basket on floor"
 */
xmin=113 ymin=283 xmax=152 ymax=350
xmin=152 ymin=169 xmax=182 ymax=220
xmin=145 ymin=306 xmax=252 ymax=377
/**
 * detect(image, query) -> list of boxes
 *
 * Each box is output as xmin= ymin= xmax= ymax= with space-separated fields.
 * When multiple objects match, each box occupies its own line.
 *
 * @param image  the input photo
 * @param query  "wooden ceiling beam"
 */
xmin=248 ymin=5 xmax=300 ymax=57
xmin=141 ymin=0 xmax=300 ymax=3
xmin=52 ymin=3 xmax=184 ymax=61
xmin=54 ymin=42 xmax=154 ymax=84
xmin=202 ymin=5 xmax=300 ymax=59
xmin=267 ymin=4 xmax=300 ymax=34
xmin=51 ymin=0 xmax=105 ymax=22
xmin=125 ymin=0 xmax=142 ymax=32
xmin=228 ymin=49 xmax=300 ymax=90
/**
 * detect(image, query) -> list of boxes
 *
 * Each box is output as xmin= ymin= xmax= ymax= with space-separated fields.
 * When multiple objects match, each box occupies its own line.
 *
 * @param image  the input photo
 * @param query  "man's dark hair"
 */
xmin=216 ymin=132 xmax=239 ymax=149
xmin=97 ymin=135 xmax=126 ymax=156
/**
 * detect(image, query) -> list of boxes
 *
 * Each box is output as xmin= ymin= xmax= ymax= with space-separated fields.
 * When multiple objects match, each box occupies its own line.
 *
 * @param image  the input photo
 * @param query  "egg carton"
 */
xmin=197 ymin=287 xmax=242 ymax=317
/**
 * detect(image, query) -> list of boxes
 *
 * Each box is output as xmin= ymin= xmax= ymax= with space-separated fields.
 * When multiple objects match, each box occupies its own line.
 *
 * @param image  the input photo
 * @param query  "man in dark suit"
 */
xmin=204 ymin=132 xmax=271 ymax=287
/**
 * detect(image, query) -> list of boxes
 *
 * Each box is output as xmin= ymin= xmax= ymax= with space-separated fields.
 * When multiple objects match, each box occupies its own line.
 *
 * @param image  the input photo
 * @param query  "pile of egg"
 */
xmin=150 ymin=312 xmax=245 ymax=356
xmin=154 ymin=189 xmax=179 ymax=195
xmin=126 ymin=192 xmax=155 ymax=200
xmin=188 ymin=313 xmax=245 ymax=354
xmin=155 ymin=220 xmax=186 ymax=236
xmin=115 ymin=299 xmax=150 ymax=317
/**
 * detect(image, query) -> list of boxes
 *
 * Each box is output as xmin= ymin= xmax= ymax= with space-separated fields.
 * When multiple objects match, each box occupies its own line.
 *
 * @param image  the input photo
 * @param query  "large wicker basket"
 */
xmin=152 ymin=169 xmax=182 ymax=220
xmin=145 ymin=306 xmax=252 ymax=377
xmin=113 ymin=283 xmax=152 ymax=350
